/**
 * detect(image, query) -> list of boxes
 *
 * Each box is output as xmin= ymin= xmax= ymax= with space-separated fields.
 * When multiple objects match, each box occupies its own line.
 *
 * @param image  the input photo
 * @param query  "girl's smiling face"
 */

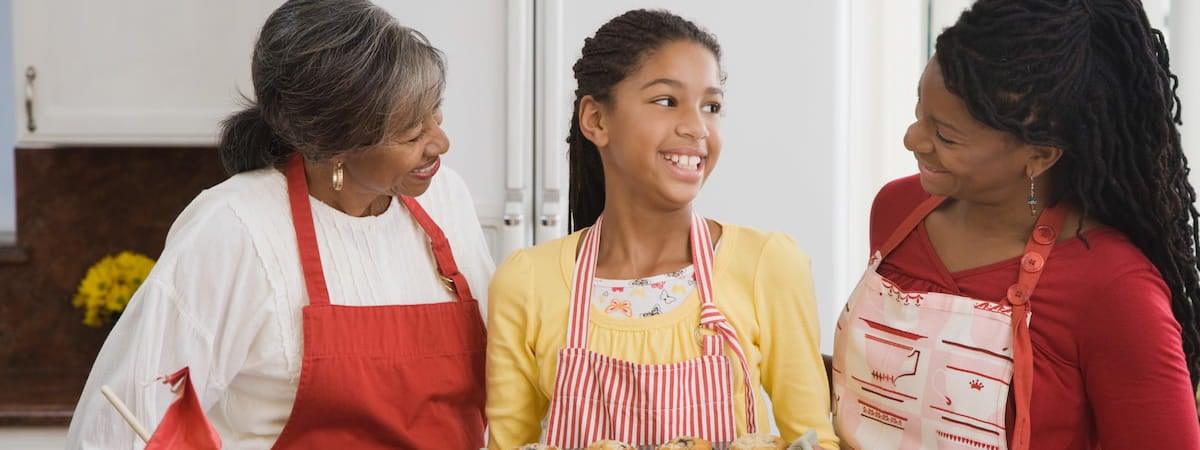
xmin=581 ymin=40 xmax=724 ymax=209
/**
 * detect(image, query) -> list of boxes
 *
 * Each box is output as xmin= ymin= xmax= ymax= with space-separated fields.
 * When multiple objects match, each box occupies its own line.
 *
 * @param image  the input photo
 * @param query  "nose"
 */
xmin=676 ymin=107 xmax=709 ymax=141
xmin=424 ymin=117 xmax=450 ymax=157
xmin=903 ymin=120 xmax=932 ymax=154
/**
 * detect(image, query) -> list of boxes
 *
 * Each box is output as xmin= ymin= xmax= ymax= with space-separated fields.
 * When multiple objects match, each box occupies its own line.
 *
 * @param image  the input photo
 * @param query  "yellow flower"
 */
xmin=73 ymin=251 xmax=156 ymax=327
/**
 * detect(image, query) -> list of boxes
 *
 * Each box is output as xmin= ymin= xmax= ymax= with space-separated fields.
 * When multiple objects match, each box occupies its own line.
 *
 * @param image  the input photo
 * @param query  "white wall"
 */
xmin=1170 ymin=1 xmax=1200 ymax=189
xmin=842 ymin=0 xmax=928 ymax=341
xmin=0 ymin=0 xmax=15 ymax=242
xmin=684 ymin=1 xmax=845 ymax=349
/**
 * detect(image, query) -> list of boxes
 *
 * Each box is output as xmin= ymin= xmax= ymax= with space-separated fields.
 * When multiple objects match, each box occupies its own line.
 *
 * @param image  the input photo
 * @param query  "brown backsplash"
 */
xmin=0 ymin=147 xmax=228 ymax=372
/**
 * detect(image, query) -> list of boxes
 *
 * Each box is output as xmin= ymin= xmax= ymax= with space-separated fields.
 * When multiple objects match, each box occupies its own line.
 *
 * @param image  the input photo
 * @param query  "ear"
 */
xmin=1026 ymin=145 xmax=1063 ymax=178
xmin=578 ymin=95 xmax=609 ymax=149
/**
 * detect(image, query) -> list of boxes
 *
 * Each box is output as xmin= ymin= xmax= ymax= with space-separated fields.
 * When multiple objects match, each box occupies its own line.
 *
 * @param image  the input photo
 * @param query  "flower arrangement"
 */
xmin=73 ymin=251 xmax=156 ymax=327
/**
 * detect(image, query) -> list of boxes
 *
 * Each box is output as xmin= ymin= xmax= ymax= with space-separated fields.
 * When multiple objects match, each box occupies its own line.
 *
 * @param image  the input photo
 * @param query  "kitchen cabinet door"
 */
xmin=9 ymin=0 xmax=534 ymax=263
xmin=10 ymin=0 xmax=279 ymax=145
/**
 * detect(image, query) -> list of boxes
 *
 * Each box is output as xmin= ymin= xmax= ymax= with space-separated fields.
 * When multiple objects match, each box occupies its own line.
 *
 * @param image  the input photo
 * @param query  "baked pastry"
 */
xmin=786 ymin=429 xmax=820 ymax=450
xmin=585 ymin=440 xmax=636 ymax=450
xmin=513 ymin=444 xmax=559 ymax=450
xmin=657 ymin=436 xmax=713 ymax=449
xmin=730 ymin=433 xmax=788 ymax=450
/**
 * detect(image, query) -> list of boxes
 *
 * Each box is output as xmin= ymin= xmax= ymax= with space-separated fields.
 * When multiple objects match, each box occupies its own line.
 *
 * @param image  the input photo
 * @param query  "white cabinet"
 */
xmin=9 ymin=0 xmax=531 ymax=263
xmin=10 ymin=0 xmax=280 ymax=145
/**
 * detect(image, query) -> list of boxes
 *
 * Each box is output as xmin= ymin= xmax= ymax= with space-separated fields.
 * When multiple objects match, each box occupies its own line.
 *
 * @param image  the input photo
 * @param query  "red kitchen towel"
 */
xmin=145 ymin=367 xmax=221 ymax=450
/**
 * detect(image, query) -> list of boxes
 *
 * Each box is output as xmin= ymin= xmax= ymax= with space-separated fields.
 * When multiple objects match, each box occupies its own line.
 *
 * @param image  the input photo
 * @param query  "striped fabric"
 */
xmin=544 ymin=214 xmax=755 ymax=448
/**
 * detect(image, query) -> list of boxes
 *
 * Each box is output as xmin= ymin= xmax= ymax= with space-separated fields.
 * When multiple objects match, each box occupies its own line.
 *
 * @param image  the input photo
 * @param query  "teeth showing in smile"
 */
xmin=412 ymin=159 xmax=437 ymax=174
xmin=663 ymin=153 xmax=701 ymax=170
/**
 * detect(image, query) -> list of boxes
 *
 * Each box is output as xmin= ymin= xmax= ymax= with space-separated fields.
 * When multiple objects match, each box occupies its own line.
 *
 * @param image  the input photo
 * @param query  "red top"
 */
xmin=870 ymin=175 xmax=1200 ymax=449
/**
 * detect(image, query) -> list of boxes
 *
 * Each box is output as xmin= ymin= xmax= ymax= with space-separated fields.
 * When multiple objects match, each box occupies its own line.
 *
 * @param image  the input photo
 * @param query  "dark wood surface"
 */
xmin=0 ymin=147 xmax=227 ymax=426
xmin=0 ymin=370 xmax=89 ymax=425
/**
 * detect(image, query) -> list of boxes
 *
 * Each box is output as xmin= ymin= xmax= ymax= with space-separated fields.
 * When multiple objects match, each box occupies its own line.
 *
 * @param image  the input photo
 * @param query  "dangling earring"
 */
xmin=332 ymin=161 xmax=344 ymax=191
xmin=1027 ymin=175 xmax=1038 ymax=216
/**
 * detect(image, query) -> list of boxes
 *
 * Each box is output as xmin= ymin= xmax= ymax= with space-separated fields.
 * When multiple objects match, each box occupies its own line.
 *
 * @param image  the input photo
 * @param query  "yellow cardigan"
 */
xmin=485 ymin=223 xmax=838 ymax=449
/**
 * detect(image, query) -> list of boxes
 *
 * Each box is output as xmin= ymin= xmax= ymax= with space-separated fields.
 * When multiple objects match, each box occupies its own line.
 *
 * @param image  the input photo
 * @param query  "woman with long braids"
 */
xmin=486 ymin=9 xmax=836 ymax=449
xmin=832 ymin=0 xmax=1200 ymax=448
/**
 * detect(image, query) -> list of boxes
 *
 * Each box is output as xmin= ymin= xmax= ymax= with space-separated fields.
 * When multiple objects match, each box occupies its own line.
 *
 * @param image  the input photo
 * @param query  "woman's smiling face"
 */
xmin=904 ymin=58 xmax=1039 ymax=204
xmin=341 ymin=107 xmax=450 ymax=198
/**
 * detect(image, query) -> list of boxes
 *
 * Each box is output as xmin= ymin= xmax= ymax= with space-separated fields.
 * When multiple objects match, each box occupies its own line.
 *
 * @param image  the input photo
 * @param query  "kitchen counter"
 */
xmin=0 ymin=370 xmax=84 ymax=426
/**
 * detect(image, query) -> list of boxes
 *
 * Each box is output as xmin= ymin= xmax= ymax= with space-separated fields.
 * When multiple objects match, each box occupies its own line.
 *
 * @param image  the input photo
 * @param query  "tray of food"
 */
xmin=516 ymin=430 xmax=819 ymax=450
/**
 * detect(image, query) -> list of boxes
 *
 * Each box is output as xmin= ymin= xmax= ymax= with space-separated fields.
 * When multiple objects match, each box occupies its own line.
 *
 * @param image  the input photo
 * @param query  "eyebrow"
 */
xmin=641 ymin=78 xmax=724 ymax=96
xmin=933 ymin=117 xmax=965 ymax=136
xmin=916 ymin=86 xmax=966 ymax=136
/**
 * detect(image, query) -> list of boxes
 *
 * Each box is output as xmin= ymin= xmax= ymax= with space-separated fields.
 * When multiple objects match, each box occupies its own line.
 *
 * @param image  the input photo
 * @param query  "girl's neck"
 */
xmin=593 ymin=202 xmax=694 ymax=280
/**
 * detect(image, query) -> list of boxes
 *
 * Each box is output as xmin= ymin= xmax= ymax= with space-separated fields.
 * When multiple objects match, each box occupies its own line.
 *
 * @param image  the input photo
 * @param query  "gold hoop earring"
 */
xmin=1027 ymin=175 xmax=1037 ymax=216
xmin=332 ymin=161 xmax=344 ymax=191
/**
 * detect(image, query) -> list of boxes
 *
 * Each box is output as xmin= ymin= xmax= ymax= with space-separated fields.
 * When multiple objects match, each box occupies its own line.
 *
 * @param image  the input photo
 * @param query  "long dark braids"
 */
xmin=567 ymin=9 xmax=721 ymax=232
xmin=937 ymin=0 xmax=1200 ymax=387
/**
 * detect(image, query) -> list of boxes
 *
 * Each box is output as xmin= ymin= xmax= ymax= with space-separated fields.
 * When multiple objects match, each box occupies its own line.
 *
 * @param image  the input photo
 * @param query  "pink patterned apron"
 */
xmin=832 ymin=196 xmax=1067 ymax=450
xmin=544 ymin=214 xmax=757 ymax=448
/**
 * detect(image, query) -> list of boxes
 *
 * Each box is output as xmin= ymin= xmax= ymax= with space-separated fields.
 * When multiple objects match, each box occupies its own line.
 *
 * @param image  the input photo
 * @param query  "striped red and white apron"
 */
xmin=543 ymin=214 xmax=757 ymax=448
xmin=831 ymin=195 xmax=1068 ymax=450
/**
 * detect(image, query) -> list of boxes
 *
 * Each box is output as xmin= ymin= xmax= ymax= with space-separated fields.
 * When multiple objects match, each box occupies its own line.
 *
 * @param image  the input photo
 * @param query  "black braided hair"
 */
xmin=567 ymin=9 xmax=721 ymax=231
xmin=937 ymin=0 xmax=1200 ymax=387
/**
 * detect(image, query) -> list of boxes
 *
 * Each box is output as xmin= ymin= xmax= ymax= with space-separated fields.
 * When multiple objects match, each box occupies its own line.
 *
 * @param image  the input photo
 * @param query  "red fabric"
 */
xmin=399 ymin=196 xmax=474 ymax=303
xmin=869 ymin=174 xmax=1200 ymax=449
xmin=145 ymin=367 xmax=222 ymax=450
xmin=1004 ymin=202 xmax=1067 ymax=450
xmin=270 ymin=154 xmax=487 ymax=449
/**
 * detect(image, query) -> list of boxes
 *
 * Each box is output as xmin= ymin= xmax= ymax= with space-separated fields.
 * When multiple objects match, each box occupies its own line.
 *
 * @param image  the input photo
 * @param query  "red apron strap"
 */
xmin=285 ymin=153 xmax=332 ymax=307
xmin=690 ymin=214 xmax=758 ymax=434
xmin=566 ymin=218 xmax=603 ymax=349
xmin=398 ymin=196 xmax=474 ymax=303
xmin=876 ymin=195 xmax=946 ymax=259
xmin=1005 ymin=202 xmax=1068 ymax=450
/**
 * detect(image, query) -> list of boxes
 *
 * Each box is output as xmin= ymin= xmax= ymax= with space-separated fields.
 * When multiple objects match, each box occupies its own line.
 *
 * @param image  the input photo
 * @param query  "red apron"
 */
xmin=832 ymin=196 xmax=1067 ymax=450
xmin=543 ymin=214 xmax=757 ymax=448
xmin=271 ymin=153 xmax=487 ymax=449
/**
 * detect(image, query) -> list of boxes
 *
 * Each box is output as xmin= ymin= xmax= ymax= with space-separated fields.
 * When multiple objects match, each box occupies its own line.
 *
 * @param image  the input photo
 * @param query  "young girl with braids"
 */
xmin=486 ymin=9 xmax=836 ymax=450
xmin=832 ymin=0 xmax=1200 ymax=448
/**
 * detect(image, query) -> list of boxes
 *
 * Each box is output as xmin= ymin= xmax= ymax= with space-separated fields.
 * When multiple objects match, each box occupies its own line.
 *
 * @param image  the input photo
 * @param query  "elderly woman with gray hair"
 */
xmin=65 ymin=0 xmax=493 ymax=448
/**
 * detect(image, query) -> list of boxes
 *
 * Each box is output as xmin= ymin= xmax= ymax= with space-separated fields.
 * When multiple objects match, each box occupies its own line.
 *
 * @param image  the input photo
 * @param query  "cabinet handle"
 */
xmin=538 ymin=198 xmax=561 ymax=228
xmin=24 ymin=66 xmax=36 ymax=132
